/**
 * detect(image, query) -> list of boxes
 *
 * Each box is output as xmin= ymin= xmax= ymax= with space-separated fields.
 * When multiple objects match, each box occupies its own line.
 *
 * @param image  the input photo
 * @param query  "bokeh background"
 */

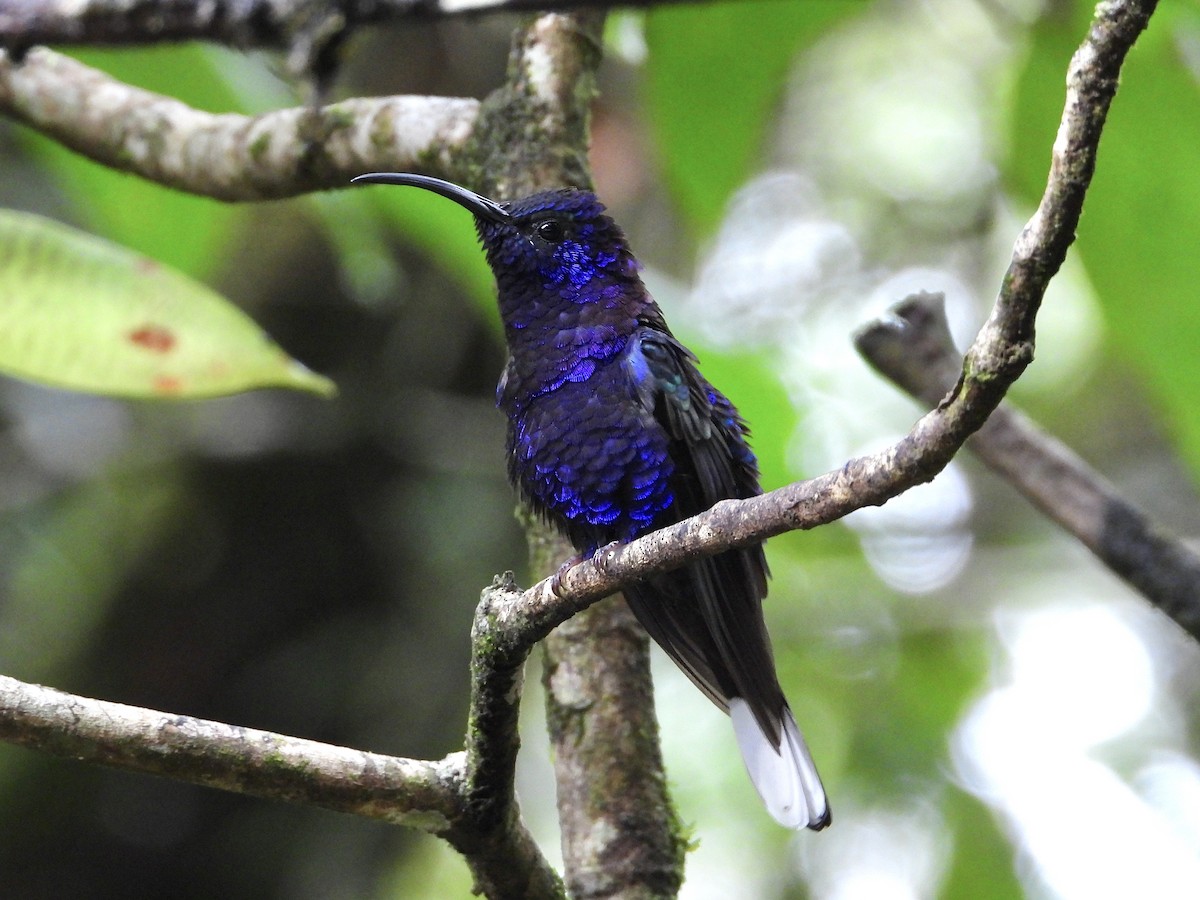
xmin=2 ymin=0 xmax=1199 ymax=897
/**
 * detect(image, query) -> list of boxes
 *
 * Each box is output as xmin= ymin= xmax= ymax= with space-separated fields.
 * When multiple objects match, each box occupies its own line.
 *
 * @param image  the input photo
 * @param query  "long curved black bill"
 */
xmin=351 ymin=173 xmax=510 ymax=224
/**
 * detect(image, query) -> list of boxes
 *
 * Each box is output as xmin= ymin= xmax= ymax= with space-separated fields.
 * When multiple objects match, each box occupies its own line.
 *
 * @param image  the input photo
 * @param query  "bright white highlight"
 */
xmin=955 ymin=604 xmax=1200 ymax=898
xmin=847 ymin=459 xmax=974 ymax=594
xmin=438 ymin=0 xmax=497 ymax=11
xmin=802 ymin=803 xmax=949 ymax=900
xmin=1004 ymin=604 xmax=1155 ymax=748
xmin=687 ymin=173 xmax=861 ymax=347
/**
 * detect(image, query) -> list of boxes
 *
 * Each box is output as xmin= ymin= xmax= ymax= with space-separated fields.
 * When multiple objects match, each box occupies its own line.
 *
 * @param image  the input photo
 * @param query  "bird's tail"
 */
xmin=730 ymin=698 xmax=830 ymax=830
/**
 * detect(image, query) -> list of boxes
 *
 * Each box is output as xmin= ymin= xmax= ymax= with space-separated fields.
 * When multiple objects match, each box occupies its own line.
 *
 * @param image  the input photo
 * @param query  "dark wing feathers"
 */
xmin=625 ymin=329 xmax=784 ymax=746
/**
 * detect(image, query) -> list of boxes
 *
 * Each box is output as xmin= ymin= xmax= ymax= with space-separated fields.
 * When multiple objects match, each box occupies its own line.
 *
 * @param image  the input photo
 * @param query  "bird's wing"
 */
xmin=623 ymin=328 xmax=781 ymax=740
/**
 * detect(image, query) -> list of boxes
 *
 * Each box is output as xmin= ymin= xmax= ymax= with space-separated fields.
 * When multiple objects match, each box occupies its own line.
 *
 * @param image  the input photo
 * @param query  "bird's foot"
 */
xmin=548 ymin=542 xmax=626 ymax=598
xmin=592 ymin=540 xmax=624 ymax=575
xmin=549 ymin=553 xmax=586 ymax=600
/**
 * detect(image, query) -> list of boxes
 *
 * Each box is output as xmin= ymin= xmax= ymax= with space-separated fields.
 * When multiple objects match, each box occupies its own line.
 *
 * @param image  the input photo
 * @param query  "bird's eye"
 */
xmin=535 ymin=219 xmax=566 ymax=243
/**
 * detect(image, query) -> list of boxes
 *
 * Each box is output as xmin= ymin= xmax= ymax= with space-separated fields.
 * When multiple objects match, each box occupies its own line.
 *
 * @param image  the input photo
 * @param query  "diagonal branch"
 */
xmin=855 ymin=293 xmax=1200 ymax=642
xmin=0 ymin=47 xmax=479 ymax=201
xmin=539 ymin=0 xmax=1160 ymax=610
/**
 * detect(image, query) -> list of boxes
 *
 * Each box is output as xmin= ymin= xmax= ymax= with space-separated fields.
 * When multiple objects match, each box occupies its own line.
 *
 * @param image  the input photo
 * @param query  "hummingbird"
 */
xmin=353 ymin=172 xmax=830 ymax=830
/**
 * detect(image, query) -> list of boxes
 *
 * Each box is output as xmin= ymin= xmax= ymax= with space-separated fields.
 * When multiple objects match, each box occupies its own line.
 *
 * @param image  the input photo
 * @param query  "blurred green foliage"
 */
xmin=1010 ymin=1 xmax=1200 ymax=476
xmin=644 ymin=0 xmax=861 ymax=238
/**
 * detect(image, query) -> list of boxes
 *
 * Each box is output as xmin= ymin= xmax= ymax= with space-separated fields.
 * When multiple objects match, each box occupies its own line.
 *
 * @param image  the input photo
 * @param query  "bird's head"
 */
xmin=352 ymin=174 xmax=641 ymax=309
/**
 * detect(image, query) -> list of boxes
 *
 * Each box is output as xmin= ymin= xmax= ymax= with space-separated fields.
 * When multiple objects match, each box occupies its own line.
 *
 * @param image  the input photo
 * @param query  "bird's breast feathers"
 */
xmin=502 ymin=348 xmax=675 ymax=542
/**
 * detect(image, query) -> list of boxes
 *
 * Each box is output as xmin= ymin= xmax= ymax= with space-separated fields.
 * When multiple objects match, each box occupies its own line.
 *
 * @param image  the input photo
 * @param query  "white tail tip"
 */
xmin=730 ymin=698 xmax=830 ymax=830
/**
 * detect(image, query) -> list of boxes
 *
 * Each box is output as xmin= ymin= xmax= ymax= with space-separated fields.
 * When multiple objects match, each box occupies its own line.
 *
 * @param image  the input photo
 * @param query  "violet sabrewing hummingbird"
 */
xmin=353 ymin=172 xmax=830 ymax=830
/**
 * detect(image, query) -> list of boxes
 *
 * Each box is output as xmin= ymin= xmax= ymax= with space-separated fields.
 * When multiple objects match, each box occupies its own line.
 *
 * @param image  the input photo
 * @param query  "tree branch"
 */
xmin=0 ymin=47 xmax=479 ymax=201
xmin=525 ymin=2 xmax=1161 ymax=621
xmin=0 ymin=674 xmax=465 ymax=826
xmin=855 ymin=292 xmax=1200 ymax=642
xmin=538 ymin=573 xmax=685 ymax=898
xmin=449 ymin=576 xmax=567 ymax=899
xmin=0 ymin=660 xmax=564 ymax=900
xmin=464 ymin=12 xmax=688 ymax=897
xmin=0 ymin=0 xmax=690 ymax=55
xmin=540 ymin=0 xmax=1158 ymax=599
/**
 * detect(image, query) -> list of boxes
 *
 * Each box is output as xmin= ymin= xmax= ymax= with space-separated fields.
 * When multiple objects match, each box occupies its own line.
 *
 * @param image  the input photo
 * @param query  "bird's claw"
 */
xmin=548 ymin=541 xmax=624 ymax=598
xmin=549 ymin=553 xmax=585 ymax=599
xmin=593 ymin=540 xmax=624 ymax=575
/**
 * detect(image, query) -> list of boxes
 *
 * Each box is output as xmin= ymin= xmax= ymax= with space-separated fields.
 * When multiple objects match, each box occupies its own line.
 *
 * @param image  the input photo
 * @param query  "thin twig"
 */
xmin=535 ymin=0 xmax=1161 ymax=618
xmin=856 ymin=292 xmax=1200 ymax=642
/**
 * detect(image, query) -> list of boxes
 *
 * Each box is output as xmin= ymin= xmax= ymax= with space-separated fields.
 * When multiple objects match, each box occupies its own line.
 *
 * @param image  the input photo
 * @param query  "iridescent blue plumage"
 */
xmin=352 ymin=173 xmax=830 ymax=830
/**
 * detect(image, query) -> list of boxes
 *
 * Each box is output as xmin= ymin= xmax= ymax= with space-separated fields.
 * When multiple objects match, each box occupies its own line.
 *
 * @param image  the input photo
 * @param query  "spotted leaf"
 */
xmin=0 ymin=210 xmax=334 ymax=399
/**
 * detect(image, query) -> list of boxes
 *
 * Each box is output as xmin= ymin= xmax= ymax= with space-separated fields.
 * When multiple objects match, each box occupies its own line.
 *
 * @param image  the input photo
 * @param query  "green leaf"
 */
xmin=0 ymin=210 xmax=334 ymax=398
xmin=1008 ymin=3 xmax=1200 ymax=476
xmin=644 ymin=1 xmax=863 ymax=237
